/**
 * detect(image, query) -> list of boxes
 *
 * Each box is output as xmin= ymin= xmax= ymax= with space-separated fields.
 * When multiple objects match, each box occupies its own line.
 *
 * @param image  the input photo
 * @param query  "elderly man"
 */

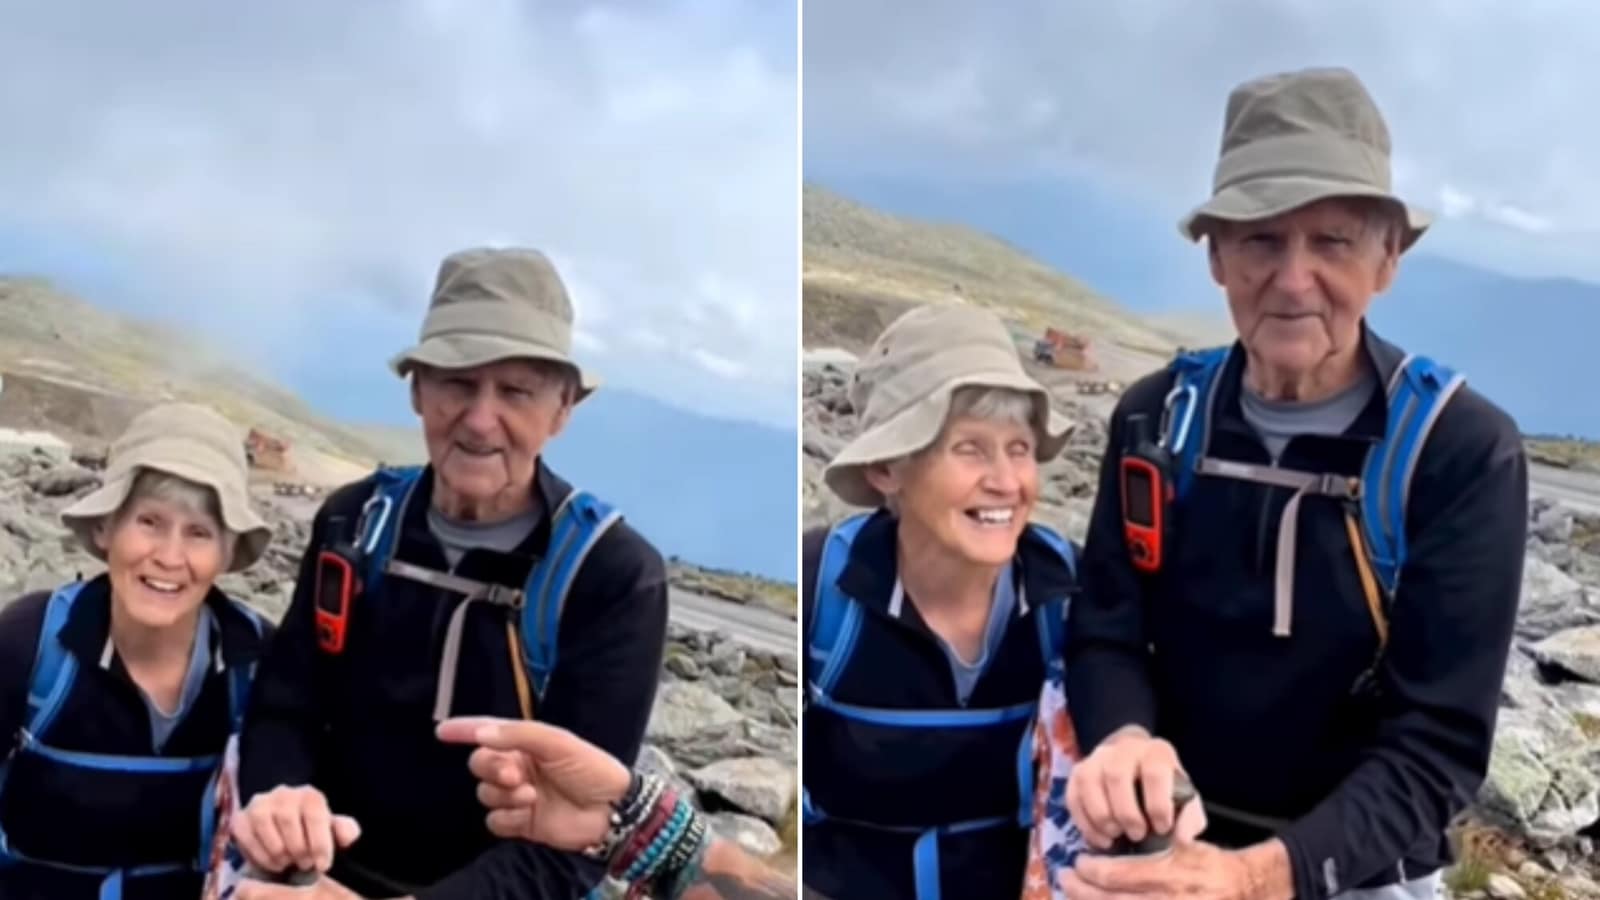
xmin=1060 ymin=68 xmax=1527 ymax=900
xmin=231 ymin=247 xmax=669 ymax=899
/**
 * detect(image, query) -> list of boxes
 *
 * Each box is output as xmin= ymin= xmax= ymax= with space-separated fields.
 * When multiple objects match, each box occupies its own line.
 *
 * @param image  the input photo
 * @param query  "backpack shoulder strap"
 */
xmin=807 ymin=514 xmax=871 ymax=703
xmin=519 ymin=488 xmax=624 ymax=703
xmin=1161 ymin=345 xmax=1231 ymax=499
xmin=1358 ymin=353 xmax=1466 ymax=597
xmin=25 ymin=582 xmax=86 ymax=739
xmin=223 ymin=599 xmax=270 ymax=734
xmin=355 ymin=464 xmax=425 ymax=589
xmin=1023 ymin=524 xmax=1076 ymax=664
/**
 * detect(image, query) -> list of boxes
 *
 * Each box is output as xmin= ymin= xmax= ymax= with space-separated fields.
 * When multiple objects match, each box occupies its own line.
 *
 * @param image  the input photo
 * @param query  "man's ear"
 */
xmin=549 ymin=400 xmax=573 ymax=438
xmin=1373 ymin=241 xmax=1400 ymax=294
xmin=1207 ymin=236 xmax=1227 ymax=287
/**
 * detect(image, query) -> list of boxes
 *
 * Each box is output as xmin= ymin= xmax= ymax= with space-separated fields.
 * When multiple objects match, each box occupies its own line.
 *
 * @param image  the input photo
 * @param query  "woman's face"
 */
xmin=96 ymin=494 xmax=229 ymax=630
xmin=876 ymin=413 xmax=1040 ymax=567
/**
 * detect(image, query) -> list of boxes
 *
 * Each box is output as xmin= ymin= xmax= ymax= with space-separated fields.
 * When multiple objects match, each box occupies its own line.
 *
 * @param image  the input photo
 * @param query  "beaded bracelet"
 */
xmin=599 ymin=777 xmax=717 ymax=899
xmin=621 ymin=796 xmax=691 ymax=884
xmin=584 ymin=772 xmax=664 ymax=861
xmin=651 ymin=813 xmax=711 ymax=900
xmin=608 ymin=786 xmax=678 ymax=880
xmin=614 ymin=792 xmax=712 ymax=899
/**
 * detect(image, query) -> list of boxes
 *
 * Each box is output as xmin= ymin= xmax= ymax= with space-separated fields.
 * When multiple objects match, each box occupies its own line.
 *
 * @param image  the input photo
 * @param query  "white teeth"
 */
xmin=142 ymin=578 xmax=181 ymax=593
xmin=973 ymin=508 xmax=1014 ymax=525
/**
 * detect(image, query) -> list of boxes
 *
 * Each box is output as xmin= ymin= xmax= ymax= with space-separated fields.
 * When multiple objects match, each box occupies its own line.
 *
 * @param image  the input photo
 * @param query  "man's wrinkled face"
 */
xmin=1208 ymin=197 xmax=1400 ymax=377
xmin=411 ymin=359 xmax=574 ymax=516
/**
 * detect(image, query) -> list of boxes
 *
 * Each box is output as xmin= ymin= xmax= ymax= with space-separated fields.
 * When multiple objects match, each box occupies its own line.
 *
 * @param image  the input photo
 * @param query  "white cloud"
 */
xmin=0 ymin=0 xmax=798 ymax=428
xmin=689 ymin=347 xmax=749 ymax=380
xmin=1437 ymin=185 xmax=1554 ymax=235
xmin=803 ymin=0 xmax=1600 ymax=276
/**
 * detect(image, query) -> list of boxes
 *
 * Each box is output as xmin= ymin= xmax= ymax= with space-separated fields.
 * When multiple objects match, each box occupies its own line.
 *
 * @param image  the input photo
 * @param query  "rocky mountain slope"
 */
xmin=0 ymin=277 xmax=390 ymax=479
xmin=0 ymin=444 xmax=798 ymax=877
xmin=803 ymin=184 xmax=1191 ymax=356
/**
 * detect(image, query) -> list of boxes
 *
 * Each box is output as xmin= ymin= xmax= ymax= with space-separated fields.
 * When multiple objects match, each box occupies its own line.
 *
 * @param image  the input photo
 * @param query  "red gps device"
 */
xmin=314 ymin=550 xmax=357 ymax=654
xmin=1120 ymin=456 xmax=1168 ymax=573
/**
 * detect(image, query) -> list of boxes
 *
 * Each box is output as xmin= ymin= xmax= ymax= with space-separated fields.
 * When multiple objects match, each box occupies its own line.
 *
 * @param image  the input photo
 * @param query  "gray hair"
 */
xmin=1202 ymin=195 xmax=1405 ymax=255
xmin=107 ymin=469 xmax=235 ymax=567
xmin=412 ymin=358 xmax=580 ymax=406
xmin=946 ymin=384 xmax=1035 ymax=429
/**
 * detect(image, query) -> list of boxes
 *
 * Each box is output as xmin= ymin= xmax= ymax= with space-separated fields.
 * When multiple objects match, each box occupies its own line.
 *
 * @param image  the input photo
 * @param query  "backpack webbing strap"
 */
xmin=25 ymin=582 xmax=82 ymax=740
xmin=806 ymin=514 xmax=870 ymax=704
xmin=520 ymin=489 xmax=623 ymax=703
xmin=1358 ymin=354 xmax=1465 ymax=598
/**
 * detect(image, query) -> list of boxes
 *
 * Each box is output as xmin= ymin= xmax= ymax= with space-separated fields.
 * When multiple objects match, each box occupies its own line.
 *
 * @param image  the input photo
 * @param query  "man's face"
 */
xmin=411 ymin=358 xmax=574 ymax=516
xmin=1208 ymin=197 xmax=1400 ymax=376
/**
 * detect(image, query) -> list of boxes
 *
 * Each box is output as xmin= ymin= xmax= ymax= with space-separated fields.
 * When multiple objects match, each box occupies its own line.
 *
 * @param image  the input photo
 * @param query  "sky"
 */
xmin=803 ymin=0 xmax=1600 ymax=287
xmin=0 ymin=0 xmax=799 ymax=431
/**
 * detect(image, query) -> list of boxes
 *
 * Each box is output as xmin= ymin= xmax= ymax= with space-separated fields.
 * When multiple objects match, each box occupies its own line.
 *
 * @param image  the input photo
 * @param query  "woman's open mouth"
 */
xmin=965 ymin=507 xmax=1016 ymax=528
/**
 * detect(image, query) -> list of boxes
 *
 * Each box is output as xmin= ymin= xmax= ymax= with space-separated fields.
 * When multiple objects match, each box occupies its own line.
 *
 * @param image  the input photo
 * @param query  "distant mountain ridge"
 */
xmin=803 ymin=183 xmax=1190 ymax=354
xmin=0 ymin=276 xmax=797 ymax=581
xmin=807 ymin=177 xmax=1600 ymax=443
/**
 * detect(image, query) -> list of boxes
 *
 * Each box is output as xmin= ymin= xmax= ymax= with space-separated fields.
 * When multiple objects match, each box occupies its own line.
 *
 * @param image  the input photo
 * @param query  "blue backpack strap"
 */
xmin=355 ymin=464 xmax=425 ymax=591
xmin=519 ymin=489 xmax=624 ymax=703
xmin=1161 ymin=346 xmax=1231 ymax=499
xmin=0 ymin=583 xmax=84 ymax=868
xmin=1358 ymin=354 xmax=1465 ymax=597
xmin=1017 ymin=524 xmax=1076 ymax=828
xmin=1023 ymin=524 xmax=1075 ymax=665
xmin=25 ymin=582 xmax=87 ymax=740
xmin=807 ymin=514 xmax=871 ymax=704
xmin=225 ymin=600 xmax=269 ymax=734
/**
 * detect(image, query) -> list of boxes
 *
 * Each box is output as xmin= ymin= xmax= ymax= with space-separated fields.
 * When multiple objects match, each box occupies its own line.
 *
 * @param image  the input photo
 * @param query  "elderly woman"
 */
xmin=800 ymin=302 xmax=1083 ymax=900
xmin=0 ymin=402 xmax=274 ymax=900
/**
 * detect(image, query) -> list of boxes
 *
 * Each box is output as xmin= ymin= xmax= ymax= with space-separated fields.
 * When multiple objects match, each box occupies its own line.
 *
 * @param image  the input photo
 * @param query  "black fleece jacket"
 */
xmin=238 ymin=459 xmax=668 ymax=900
xmin=1065 ymin=326 xmax=1527 ymax=898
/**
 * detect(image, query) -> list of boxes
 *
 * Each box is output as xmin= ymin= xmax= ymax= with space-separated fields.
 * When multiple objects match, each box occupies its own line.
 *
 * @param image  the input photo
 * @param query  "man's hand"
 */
xmin=1066 ymin=725 xmax=1189 ymax=849
xmin=436 ymin=716 xmax=632 ymax=852
xmin=1060 ymin=837 xmax=1293 ymax=900
xmin=234 ymin=872 xmax=364 ymax=900
xmin=231 ymin=785 xmax=362 ymax=875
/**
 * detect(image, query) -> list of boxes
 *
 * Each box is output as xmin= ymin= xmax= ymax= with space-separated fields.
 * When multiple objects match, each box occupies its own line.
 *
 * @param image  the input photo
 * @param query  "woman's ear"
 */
xmin=92 ymin=517 xmax=112 ymax=555
xmin=863 ymin=461 xmax=902 ymax=503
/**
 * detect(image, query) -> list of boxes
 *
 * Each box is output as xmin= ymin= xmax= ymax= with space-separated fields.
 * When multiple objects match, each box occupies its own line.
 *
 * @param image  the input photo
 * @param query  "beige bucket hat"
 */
xmin=822 ymin=304 xmax=1075 ymax=508
xmin=1179 ymin=66 xmax=1431 ymax=252
xmin=60 ymin=402 xmax=271 ymax=573
xmin=389 ymin=246 xmax=599 ymax=402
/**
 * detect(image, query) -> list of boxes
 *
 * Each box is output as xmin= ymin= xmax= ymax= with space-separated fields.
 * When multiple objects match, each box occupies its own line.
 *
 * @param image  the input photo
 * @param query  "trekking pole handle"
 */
xmin=240 ymin=862 xmax=321 ymax=889
xmin=1108 ymin=773 xmax=1198 ymax=857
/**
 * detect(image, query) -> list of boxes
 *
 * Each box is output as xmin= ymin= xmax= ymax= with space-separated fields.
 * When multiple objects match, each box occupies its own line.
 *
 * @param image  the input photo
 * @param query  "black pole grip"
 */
xmin=1106 ymin=773 xmax=1198 ymax=857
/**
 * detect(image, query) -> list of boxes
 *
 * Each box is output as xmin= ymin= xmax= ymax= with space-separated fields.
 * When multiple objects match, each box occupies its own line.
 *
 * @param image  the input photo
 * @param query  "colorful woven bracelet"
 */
xmin=651 ymin=811 xmax=712 ymax=899
xmin=608 ymin=786 xmax=678 ymax=880
xmin=622 ymin=797 xmax=692 ymax=884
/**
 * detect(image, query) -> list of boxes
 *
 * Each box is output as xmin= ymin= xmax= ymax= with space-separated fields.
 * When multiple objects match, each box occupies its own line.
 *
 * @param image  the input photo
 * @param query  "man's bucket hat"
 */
xmin=1179 ymin=66 xmax=1431 ymax=251
xmin=389 ymin=246 xmax=600 ymax=402
xmin=60 ymin=402 xmax=272 ymax=573
xmin=822 ymin=303 xmax=1075 ymax=508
